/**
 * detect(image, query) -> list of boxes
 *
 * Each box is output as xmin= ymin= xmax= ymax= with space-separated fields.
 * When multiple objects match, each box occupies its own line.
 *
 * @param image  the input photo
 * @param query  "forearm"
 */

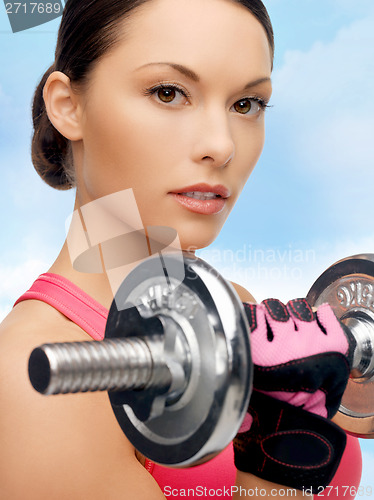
xmin=234 ymin=471 xmax=310 ymax=499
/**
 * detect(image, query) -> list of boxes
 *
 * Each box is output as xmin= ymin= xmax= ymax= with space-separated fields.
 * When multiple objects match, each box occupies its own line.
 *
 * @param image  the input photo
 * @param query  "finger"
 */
xmin=315 ymin=303 xmax=351 ymax=357
xmin=243 ymin=302 xmax=258 ymax=332
xmin=243 ymin=302 xmax=271 ymax=342
xmin=260 ymin=298 xmax=302 ymax=351
xmin=287 ymin=298 xmax=315 ymax=324
xmin=263 ymin=298 xmax=290 ymax=322
xmin=262 ymin=298 xmax=293 ymax=342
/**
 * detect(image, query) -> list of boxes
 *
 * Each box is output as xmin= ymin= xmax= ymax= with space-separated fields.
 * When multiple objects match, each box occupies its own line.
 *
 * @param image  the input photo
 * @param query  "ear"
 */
xmin=43 ymin=71 xmax=83 ymax=141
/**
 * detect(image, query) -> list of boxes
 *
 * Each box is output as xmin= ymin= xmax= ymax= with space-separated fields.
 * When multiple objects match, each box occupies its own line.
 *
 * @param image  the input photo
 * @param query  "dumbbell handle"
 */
xmin=29 ymin=337 xmax=164 ymax=395
xmin=29 ymin=303 xmax=374 ymax=398
xmin=341 ymin=312 xmax=374 ymax=379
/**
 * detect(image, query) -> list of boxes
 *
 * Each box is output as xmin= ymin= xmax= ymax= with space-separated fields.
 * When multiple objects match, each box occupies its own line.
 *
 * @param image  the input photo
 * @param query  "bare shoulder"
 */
xmin=0 ymin=299 xmax=90 ymax=344
xmin=0 ymin=302 xmax=165 ymax=500
xmin=229 ymin=282 xmax=256 ymax=303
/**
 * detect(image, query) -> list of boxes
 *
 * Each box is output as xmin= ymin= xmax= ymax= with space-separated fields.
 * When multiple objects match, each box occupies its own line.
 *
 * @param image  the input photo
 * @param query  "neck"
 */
xmin=48 ymin=241 xmax=115 ymax=310
xmin=49 ymin=190 xmax=188 ymax=309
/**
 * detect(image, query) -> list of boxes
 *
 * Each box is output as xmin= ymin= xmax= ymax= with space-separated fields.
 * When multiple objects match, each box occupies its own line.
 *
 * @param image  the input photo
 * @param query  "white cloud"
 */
xmin=199 ymin=234 xmax=374 ymax=302
xmin=270 ymin=12 xmax=374 ymax=176
xmin=0 ymin=305 xmax=12 ymax=323
xmin=0 ymin=258 xmax=50 ymax=322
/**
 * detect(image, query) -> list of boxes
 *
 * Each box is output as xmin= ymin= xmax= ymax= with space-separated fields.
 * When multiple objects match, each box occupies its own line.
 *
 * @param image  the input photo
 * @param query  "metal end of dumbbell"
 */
xmin=28 ymin=336 xmax=155 ymax=396
xmin=307 ymin=254 xmax=374 ymax=438
xmin=106 ymin=251 xmax=253 ymax=466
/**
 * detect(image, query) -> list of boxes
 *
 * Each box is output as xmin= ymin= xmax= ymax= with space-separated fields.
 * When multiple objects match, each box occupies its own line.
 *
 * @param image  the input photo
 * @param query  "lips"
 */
xmin=168 ymin=183 xmax=230 ymax=215
xmin=170 ymin=183 xmax=230 ymax=198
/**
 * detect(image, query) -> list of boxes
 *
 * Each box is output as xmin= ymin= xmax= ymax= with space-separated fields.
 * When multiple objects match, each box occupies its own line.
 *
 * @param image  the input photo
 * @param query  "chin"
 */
xmin=178 ymin=227 xmax=221 ymax=253
xmin=143 ymin=213 xmax=226 ymax=254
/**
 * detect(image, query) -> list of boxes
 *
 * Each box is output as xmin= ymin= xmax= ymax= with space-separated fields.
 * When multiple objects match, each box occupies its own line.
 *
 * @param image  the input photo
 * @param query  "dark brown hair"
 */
xmin=31 ymin=0 xmax=274 ymax=190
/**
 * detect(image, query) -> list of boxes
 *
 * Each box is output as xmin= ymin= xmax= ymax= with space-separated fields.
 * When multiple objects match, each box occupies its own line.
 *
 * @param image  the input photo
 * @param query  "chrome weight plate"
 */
xmin=307 ymin=254 xmax=374 ymax=437
xmin=106 ymin=252 xmax=252 ymax=466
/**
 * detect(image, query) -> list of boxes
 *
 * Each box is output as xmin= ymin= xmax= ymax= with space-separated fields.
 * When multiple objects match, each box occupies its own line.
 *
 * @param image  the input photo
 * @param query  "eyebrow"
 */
xmin=135 ymin=62 xmax=271 ymax=90
xmin=136 ymin=62 xmax=200 ymax=82
xmin=242 ymin=76 xmax=272 ymax=91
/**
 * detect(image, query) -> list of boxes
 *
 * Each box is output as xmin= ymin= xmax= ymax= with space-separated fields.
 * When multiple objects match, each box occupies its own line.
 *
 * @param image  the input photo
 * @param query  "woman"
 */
xmin=0 ymin=0 xmax=359 ymax=498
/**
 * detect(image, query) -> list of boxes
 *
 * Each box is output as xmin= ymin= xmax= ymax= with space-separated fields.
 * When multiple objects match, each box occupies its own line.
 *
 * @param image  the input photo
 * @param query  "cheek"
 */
xmin=81 ymin=99 xmax=194 ymax=197
xmin=235 ymin=119 xmax=266 ymax=185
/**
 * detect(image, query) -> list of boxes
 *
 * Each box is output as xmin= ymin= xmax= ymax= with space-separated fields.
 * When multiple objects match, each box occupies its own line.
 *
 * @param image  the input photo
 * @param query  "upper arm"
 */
xmin=0 ymin=309 xmax=165 ymax=500
xmin=230 ymin=282 xmax=256 ymax=303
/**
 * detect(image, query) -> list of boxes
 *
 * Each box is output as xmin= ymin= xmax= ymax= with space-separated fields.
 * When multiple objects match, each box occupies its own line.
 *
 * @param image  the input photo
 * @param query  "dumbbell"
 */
xmin=28 ymin=253 xmax=374 ymax=468
xmin=307 ymin=253 xmax=374 ymax=438
xmin=28 ymin=252 xmax=253 ymax=467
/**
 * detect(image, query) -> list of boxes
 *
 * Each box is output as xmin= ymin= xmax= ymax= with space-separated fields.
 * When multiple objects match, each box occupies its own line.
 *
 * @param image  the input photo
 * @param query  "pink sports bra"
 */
xmin=15 ymin=273 xmax=362 ymax=499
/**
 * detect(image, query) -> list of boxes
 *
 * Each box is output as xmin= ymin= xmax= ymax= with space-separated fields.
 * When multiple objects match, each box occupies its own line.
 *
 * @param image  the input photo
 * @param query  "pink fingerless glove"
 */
xmin=233 ymin=298 xmax=355 ymax=493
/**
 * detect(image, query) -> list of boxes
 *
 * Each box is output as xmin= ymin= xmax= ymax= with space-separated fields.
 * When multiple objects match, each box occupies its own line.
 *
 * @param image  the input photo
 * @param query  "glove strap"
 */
xmin=233 ymin=391 xmax=346 ymax=493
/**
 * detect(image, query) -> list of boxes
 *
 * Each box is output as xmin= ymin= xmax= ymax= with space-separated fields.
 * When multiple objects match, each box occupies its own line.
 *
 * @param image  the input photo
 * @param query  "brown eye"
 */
xmin=233 ymin=99 xmax=252 ymax=114
xmin=157 ymin=87 xmax=176 ymax=103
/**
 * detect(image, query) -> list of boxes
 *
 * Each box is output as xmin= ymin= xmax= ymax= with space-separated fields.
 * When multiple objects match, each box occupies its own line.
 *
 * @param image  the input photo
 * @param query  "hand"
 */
xmin=234 ymin=298 xmax=354 ymax=493
xmin=243 ymin=298 xmax=353 ymax=420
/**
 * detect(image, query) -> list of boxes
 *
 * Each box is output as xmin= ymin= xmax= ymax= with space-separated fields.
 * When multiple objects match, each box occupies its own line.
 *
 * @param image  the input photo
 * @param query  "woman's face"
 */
xmin=73 ymin=0 xmax=272 ymax=250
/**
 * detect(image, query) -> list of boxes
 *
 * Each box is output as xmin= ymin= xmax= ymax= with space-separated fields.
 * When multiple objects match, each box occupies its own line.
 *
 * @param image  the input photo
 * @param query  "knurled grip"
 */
xmin=28 ymin=337 xmax=153 ymax=395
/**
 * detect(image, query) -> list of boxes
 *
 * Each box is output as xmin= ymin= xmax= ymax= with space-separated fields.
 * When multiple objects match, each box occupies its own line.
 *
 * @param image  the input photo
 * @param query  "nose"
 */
xmin=192 ymin=109 xmax=235 ymax=168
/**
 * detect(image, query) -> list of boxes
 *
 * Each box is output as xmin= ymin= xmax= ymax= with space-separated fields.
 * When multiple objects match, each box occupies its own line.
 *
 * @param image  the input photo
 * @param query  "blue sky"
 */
xmin=1 ymin=0 xmax=374 ymax=489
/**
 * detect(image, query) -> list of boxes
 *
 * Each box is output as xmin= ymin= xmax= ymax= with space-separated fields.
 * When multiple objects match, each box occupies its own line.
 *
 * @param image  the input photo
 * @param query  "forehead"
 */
xmin=106 ymin=0 xmax=272 ymax=78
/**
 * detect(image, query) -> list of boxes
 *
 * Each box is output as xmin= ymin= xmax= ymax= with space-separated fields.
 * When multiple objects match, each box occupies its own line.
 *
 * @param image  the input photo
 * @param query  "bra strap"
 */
xmin=14 ymin=273 xmax=108 ymax=340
